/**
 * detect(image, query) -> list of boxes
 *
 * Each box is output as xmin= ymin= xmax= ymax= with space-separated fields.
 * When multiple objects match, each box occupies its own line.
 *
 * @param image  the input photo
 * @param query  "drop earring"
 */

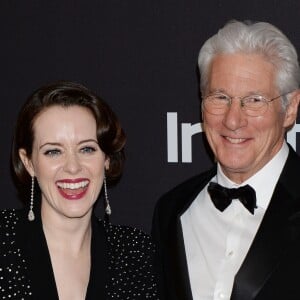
xmin=103 ymin=175 xmax=111 ymax=216
xmin=28 ymin=176 xmax=35 ymax=221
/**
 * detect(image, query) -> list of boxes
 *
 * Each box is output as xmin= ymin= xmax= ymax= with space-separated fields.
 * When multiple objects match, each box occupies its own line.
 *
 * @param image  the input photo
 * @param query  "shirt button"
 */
xmin=219 ymin=292 xmax=226 ymax=299
xmin=228 ymin=250 xmax=234 ymax=257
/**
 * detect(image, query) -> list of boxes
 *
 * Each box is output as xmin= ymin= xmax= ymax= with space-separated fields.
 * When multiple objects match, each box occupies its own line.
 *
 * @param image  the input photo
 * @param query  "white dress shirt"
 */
xmin=181 ymin=142 xmax=289 ymax=300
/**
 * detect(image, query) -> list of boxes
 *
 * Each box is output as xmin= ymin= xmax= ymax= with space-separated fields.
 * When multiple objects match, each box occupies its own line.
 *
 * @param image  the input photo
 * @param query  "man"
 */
xmin=152 ymin=20 xmax=300 ymax=300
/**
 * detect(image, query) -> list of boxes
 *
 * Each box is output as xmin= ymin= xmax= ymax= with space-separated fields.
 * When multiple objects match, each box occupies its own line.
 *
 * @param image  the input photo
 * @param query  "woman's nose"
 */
xmin=63 ymin=153 xmax=82 ymax=174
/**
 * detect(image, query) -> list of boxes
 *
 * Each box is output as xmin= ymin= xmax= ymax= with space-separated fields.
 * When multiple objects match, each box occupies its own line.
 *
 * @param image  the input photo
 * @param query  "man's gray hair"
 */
xmin=198 ymin=20 xmax=300 ymax=108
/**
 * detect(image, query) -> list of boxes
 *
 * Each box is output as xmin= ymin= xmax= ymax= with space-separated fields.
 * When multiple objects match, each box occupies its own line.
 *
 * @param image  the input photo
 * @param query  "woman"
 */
xmin=1 ymin=81 xmax=159 ymax=299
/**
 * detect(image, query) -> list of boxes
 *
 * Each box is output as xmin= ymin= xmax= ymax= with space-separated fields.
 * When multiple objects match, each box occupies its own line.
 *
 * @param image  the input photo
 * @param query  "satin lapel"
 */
xmin=152 ymin=167 xmax=217 ymax=299
xmin=231 ymin=148 xmax=300 ymax=300
xmin=85 ymin=216 xmax=106 ymax=299
xmin=18 ymin=206 xmax=59 ymax=299
xmin=165 ymin=215 xmax=194 ymax=300
xmin=163 ymin=168 xmax=217 ymax=300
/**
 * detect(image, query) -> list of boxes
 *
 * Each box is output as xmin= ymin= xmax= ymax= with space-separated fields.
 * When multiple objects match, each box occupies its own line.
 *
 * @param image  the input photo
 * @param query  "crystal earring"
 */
xmin=103 ymin=175 xmax=111 ymax=216
xmin=28 ymin=176 xmax=35 ymax=221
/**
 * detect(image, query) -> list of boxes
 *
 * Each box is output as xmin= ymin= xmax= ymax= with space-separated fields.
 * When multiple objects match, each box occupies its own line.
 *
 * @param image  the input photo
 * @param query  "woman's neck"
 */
xmin=40 ymin=208 xmax=93 ymax=300
xmin=41 ymin=207 xmax=93 ymax=257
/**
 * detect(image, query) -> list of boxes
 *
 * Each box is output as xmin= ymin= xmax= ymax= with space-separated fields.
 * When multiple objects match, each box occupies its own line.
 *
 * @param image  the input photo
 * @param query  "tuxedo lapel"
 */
xmin=165 ymin=215 xmax=194 ymax=300
xmin=153 ymin=167 xmax=216 ymax=300
xmin=231 ymin=148 xmax=300 ymax=300
xmin=231 ymin=182 xmax=292 ymax=300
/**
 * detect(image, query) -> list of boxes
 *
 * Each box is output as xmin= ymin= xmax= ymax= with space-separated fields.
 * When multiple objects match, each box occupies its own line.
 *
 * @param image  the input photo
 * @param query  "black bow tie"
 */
xmin=207 ymin=182 xmax=257 ymax=214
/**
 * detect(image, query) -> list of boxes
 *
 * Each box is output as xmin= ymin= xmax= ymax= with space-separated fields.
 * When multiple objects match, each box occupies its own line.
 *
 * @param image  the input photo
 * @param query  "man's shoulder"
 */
xmin=280 ymin=146 xmax=300 ymax=197
xmin=155 ymin=166 xmax=216 ymax=213
xmin=287 ymin=144 xmax=300 ymax=163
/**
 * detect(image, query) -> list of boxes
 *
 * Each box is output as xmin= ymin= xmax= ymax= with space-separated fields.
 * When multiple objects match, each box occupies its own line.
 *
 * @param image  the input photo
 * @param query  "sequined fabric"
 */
xmin=0 ymin=210 xmax=159 ymax=299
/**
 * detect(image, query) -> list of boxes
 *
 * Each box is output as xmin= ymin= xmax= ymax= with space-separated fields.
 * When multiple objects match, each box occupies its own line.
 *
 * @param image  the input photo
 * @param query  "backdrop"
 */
xmin=1 ymin=0 xmax=300 ymax=232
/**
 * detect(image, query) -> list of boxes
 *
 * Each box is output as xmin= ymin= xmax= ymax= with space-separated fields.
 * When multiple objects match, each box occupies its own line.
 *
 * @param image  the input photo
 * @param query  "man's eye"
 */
xmin=246 ymin=96 xmax=264 ymax=103
xmin=44 ymin=149 xmax=61 ymax=156
xmin=216 ymin=95 xmax=228 ymax=100
xmin=212 ymin=94 xmax=229 ymax=101
xmin=80 ymin=146 xmax=96 ymax=153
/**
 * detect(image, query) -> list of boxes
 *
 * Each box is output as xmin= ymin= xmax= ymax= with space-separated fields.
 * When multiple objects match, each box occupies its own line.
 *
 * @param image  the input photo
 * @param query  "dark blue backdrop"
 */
xmin=1 ymin=0 xmax=300 ymax=232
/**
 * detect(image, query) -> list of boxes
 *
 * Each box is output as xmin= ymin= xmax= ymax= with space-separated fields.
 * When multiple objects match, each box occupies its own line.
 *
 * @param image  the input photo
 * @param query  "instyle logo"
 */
xmin=167 ymin=112 xmax=300 ymax=163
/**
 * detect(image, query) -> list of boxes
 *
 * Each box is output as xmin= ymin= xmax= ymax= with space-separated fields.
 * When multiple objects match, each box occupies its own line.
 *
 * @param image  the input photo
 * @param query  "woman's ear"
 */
xmin=19 ymin=149 xmax=35 ymax=177
xmin=104 ymin=157 xmax=110 ymax=171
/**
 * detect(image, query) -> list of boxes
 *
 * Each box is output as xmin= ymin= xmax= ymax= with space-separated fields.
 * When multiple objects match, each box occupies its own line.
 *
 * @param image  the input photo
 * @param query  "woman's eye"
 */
xmin=44 ymin=149 xmax=61 ymax=156
xmin=80 ymin=146 xmax=96 ymax=153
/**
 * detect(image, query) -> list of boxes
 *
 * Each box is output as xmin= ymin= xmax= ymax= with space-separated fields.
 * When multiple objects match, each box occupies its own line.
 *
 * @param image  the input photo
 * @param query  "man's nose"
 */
xmin=222 ymin=99 xmax=248 ymax=131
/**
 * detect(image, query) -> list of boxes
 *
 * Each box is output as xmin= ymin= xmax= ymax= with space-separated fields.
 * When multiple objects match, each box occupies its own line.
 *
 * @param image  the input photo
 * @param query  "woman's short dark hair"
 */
xmin=12 ymin=81 xmax=126 ymax=197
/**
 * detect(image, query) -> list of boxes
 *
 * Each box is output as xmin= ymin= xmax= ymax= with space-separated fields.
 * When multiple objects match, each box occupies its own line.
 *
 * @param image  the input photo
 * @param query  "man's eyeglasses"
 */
xmin=202 ymin=92 xmax=291 ymax=117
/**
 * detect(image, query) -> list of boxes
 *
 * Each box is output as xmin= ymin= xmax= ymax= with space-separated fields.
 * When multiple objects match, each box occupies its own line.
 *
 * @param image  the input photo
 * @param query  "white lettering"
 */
xmin=167 ymin=112 xmax=178 ymax=162
xmin=182 ymin=123 xmax=202 ymax=163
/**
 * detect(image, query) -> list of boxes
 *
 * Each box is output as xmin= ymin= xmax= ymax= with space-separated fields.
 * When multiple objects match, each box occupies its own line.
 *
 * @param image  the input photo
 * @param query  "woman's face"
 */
xmin=19 ymin=105 xmax=109 ymax=221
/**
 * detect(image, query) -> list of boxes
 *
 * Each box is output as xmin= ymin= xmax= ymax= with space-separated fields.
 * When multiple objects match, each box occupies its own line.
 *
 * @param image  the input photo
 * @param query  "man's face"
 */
xmin=202 ymin=53 xmax=299 ymax=183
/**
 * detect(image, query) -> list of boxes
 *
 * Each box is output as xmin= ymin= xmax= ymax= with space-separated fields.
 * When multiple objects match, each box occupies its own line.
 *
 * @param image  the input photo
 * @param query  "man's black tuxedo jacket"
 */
xmin=152 ymin=146 xmax=300 ymax=300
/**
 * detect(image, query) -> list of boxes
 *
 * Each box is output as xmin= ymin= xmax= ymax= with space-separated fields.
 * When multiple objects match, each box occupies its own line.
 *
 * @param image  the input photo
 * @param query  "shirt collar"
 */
xmin=216 ymin=141 xmax=289 ymax=209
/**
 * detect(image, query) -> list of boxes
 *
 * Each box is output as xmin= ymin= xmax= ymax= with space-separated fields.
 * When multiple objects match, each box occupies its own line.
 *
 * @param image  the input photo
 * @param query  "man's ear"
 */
xmin=19 ymin=149 xmax=35 ymax=177
xmin=283 ymin=90 xmax=300 ymax=129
